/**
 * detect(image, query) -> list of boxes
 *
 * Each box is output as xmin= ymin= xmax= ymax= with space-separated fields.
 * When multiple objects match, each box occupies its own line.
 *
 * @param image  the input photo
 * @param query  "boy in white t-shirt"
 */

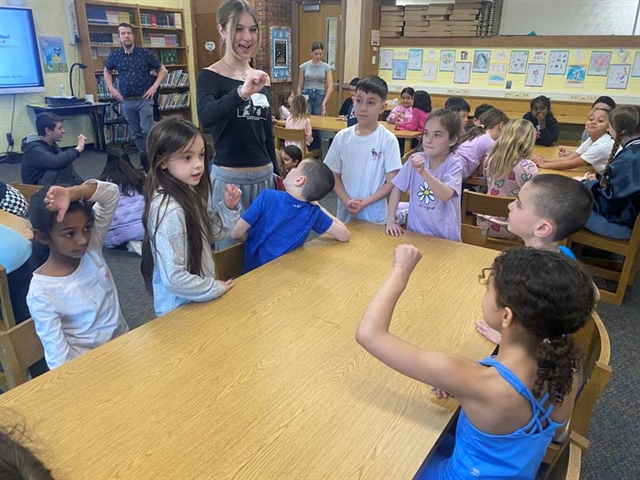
xmin=533 ymin=107 xmax=614 ymax=174
xmin=324 ymin=76 xmax=402 ymax=224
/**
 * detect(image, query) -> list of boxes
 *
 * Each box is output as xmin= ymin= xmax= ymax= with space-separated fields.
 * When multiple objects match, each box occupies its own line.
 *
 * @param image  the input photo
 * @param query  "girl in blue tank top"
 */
xmin=356 ymin=246 xmax=597 ymax=479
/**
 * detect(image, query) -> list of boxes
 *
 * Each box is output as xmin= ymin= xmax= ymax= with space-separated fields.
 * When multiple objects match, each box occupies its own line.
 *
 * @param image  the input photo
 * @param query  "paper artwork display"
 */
xmin=488 ymin=64 xmax=506 ymax=85
xmin=421 ymin=61 xmax=438 ymax=82
xmin=525 ymin=63 xmax=546 ymax=87
xmin=509 ymin=51 xmax=528 ymax=74
xmin=39 ymin=36 xmax=68 ymax=73
xmin=472 ymin=50 xmax=491 ymax=73
xmin=270 ymin=27 xmax=291 ymax=82
xmin=454 ymin=62 xmax=471 ymax=84
xmin=380 ymin=49 xmax=394 ymax=70
xmin=588 ymin=51 xmax=612 ymax=76
xmin=532 ymin=50 xmax=547 ymax=63
xmin=461 ymin=51 xmax=469 ymax=60
xmin=325 ymin=17 xmax=338 ymax=70
xmin=392 ymin=60 xmax=407 ymax=80
xmin=615 ymin=48 xmax=631 ymax=63
xmin=548 ymin=50 xmax=569 ymax=75
xmin=565 ymin=65 xmax=586 ymax=88
xmin=395 ymin=49 xmax=409 ymax=60
xmin=632 ymin=52 xmax=640 ymax=78
xmin=495 ymin=50 xmax=507 ymax=62
xmin=427 ymin=49 xmax=437 ymax=60
xmin=606 ymin=64 xmax=630 ymax=90
xmin=408 ymin=49 xmax=423 ymax=70
xmin=440 ymin=50 xmax=455 ymax=71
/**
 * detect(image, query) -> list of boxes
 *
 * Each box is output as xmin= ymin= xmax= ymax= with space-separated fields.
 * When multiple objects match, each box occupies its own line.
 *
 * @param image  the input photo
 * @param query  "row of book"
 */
xmin=140 ymin=12 xmax=182 ymax=29
xmin=161 ymin=70 xmax=189 ymax=88
xmin=158 ymin=92 xmax=190 ymax=111
xmin=104 ymin=125 xmax=134 ymax=145
xmin=96 ymin=77 xmax=119 ymax=99
xmin=142 ymin=34 xmax=180 ymax=48
xmin=89 ymin=32 xmax=119 ymax=45
xmin=87 ymin=7 xmax=134 ymax=25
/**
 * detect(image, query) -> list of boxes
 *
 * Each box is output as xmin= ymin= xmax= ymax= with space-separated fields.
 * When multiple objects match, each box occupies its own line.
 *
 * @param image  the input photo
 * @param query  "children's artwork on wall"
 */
xmin=548 ymin=50 xmax=569 ymax=75
xmin=495 ymin=50 xmax=507 ymax=62
xmin=380 ymin=49 xmax=394 ymax=70
xmin=606 ymin=64 xmax=630 ymax=89
xmin=509 ymin=51 xmax=528 ymax=74
xmin=408 ymin=49 xmax=423 ymax=70
xmin=395 ymin=49 xmax=409 ymax=60
xmin=615 ymin=48 xmax=631 ymax=63
xmin=566 ymin=65 xmax=586 ymax=88
xmin=39 ymin=36 xmax=68 ymax=73
xmin=461 ymin=51 xmax=469 ymax=60
xmin=588 ymin=51 xmax=612 ymax=76
xmin=440 ymin=50 xmax=455 ymax=71
xmin=392 ymin=60 xmax=408 ymax=80
xmin=454 ymin=62 xmax=471 ymax=84
xmin=575 ymin=48 xmax=585 ymax=64
xmin=488 ymin=64 xmax=506 ymax=85
xmin=270 ymin=27 xmax=291 ymax=82
xmin=427 ymin=49 xmax=437 ymax=61
xmin=532 ymin=50 xmax=547 ymax=63
xmin=525 ymin=63 xmax=546 ymax=87
xmin=632 ymin=52 xmax=640 ymax=78
xmin=473 ymin=50 xmax=491 ymax=73
xmin=422 ymin=61 xmax=438 ymax=82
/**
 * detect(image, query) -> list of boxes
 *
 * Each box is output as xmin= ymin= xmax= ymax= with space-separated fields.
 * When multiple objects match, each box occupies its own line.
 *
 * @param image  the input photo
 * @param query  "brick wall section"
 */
xmin=254 ymin=0 xmax=294 ymax=107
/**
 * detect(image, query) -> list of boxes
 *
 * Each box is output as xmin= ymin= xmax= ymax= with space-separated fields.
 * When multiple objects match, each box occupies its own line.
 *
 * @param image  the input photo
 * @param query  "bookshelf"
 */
xmin=75 ymin=1 xmax=192 ymax=146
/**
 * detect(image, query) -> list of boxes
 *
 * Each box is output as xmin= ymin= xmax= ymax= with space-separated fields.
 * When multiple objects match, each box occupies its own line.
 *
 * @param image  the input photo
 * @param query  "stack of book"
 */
xmin=140 ymin=12 xmax=182 ymax=29
xmin=89 ymin=32 xmax=119 ymax=45
xmin=380 ymin=6 xmax=404 ymax=38
xmin=142 ymin=34 xmax=179 ymax=47
xmin=161 ymin=70 xmax=189 ymax=88
xmin=87 ymin=7 xmax=134 ymax=25
xmin=96 ymin=76 xmax=120 ymax=100
xmin=158 ymin=92 xmax=190 ymax=111
xmin=104 ymin=124 xmax=134 ymax=145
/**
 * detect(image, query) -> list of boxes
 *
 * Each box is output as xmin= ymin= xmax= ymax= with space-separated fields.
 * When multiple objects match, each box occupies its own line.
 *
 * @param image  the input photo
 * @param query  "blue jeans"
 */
xmin=302 ymin=88 xmax=325 ymax=115
xmin=585 ymin=211 xmax=633 ymax=240
xmin=121 ymin=98 xmax=154 ymax=154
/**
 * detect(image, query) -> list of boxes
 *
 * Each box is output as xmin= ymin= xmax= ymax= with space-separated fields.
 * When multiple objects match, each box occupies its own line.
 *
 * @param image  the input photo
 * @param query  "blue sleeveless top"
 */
xmin=558 ymin=245 xmax=576 ymax=260
xmin=423 ymin=357 xmax=563 ymax=480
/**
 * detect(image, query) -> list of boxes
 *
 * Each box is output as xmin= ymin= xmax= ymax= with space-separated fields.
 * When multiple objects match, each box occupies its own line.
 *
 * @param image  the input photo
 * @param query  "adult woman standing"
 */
xmin=297 ymin=42 xmax=334 ymax=117
xmin=196 ymin=0 xmax=277 ymax=247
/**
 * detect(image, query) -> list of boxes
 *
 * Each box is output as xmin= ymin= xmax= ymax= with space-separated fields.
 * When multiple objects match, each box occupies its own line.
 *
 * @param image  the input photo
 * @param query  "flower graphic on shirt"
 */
xmin=417 ymin=181 xmax=435 ymax=205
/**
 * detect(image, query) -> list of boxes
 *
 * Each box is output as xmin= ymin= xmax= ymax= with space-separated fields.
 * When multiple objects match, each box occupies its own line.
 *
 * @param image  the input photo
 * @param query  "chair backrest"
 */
xmin=461 ymin=224 xmax=488 ymax=248
xmin=0 ymin=319 xmax=45 ymax=389
xmin=544 ymin=431 xmax=589 ymax=480
xmin=213 ymin=243 xmax=245 ymax=282
xmin=460 ymin=190 xmax=513 ymax=224
xmin=10 ymin=182 xmax=42 ymax=202
xmin=0 ymin=265 xmax=16 ymax=331
xmin=401 ymin=148 xmax=417 ymax=164
xmin=274 ymin=125 xmax=307 ymax=153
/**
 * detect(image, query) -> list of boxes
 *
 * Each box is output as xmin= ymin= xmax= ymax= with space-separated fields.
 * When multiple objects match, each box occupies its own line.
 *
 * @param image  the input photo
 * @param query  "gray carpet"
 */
xmin=1 ymin=149 xmax=637 ymax=478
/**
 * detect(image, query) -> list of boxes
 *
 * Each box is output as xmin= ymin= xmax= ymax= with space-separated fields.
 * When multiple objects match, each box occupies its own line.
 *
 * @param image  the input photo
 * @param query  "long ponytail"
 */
xmin=600 ymin=105 xmax=640 ymax=188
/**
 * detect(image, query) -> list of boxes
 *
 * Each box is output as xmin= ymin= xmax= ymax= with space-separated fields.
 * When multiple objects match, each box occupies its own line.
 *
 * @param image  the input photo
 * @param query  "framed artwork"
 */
xmin=509 ymin=51 xmax=528 ymax=74
xmin=632 ymin=52 xmax=640 ymax=78
xmin=488 ymin=64 xmax=506 ymax=85
xmin=392 ymin=60 xmax=407 ymax=80
xmin=548 ymin=50 xmax=569 ymax=75
xmin=525 ymin=63 xmax=546 ymax=87
xmin=422 ymin=61 xmax=438 ymax=82
xmin=454 ymin=62 xmax=471 ymax=84
xmin=566 ymin=65 xmax=586 ymax=88
xmin=325 ymin=17 xmax=338 ymax=69
xmin=408 ymin=49 xmax=423 ymax=70
xmin=472 ymin=50 xmax=491 ymax=73
xmin=269 ymin=27 xmax=291 ymax=82
xmin=380 ymin=49 xmax=394 ymax=70
xmin=440 ymin=50 xmax=455 ymax=71
xmin=606 ymin=64 xmax=630 ymax=89
xmin=39 ymin=36 xmax=68 ymax=73
xmin=588 ymin=51 xmax=612 ymax=76
xmin=532 ymin=50 xmax=548 ymax=63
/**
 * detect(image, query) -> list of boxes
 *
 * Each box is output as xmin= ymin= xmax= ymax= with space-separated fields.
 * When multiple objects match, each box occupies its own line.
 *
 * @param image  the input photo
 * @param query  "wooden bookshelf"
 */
xmin=75 ymin=0 xmax=192 ymax=145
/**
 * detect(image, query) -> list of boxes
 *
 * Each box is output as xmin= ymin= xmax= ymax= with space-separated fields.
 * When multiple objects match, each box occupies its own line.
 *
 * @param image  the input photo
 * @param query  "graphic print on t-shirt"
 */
xmin=237 ymin=93 xmax=270 ymax=121
xmin=417 ymin=180 xmax=436 ymax=206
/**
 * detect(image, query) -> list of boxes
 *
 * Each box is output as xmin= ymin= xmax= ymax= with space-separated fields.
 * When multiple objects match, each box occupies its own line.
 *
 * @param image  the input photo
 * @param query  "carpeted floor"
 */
xmin=1 ymin=149 xmax=637 ymax=478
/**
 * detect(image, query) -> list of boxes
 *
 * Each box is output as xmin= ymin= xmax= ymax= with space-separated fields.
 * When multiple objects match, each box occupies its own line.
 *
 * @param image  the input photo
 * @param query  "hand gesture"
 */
xmin=392 ymin=244 xmax=422 ymax=273
xmin=557 ymin=146 xmax=569 ymax=157
xmin=321 ymin=104 xmax=327 ymax=117
xmin=45 ymin=186 xmax=71 ymax=222
xmin=347 ymin=198 xmax=364 ymax=214
xmin=584 ymin=172 xmax=597 ymax=182
xmin=109 ymin=87 xmax=124 ymax=102
xmin=223 ymin=183 xmax=242 ymax=210
xmin=337 ymin=115 xmax=347 ymax=121
xmin=143 ymin=84 xmax=158 ymax=100
xmin=239 ymin=70 xmax=269 ymax=99
xmin=76 ymin=134 xmax=87 ymax=152
xmin=385 ymin=222 xmax=405 ymax=237
xmin=431 ymin=387 xmax=453 ymax=400
xmin=532 ymin=154 xmax=548 ymax=168
xmin=536 ymin=110 xmax=547 ymax=128
xmin=217 ymin=279 xmax=235 ymax=293
xmin=474 ymin=320 xmax=502 ymax=345
xmin=410 ymin=154 xmax=425 ymax=172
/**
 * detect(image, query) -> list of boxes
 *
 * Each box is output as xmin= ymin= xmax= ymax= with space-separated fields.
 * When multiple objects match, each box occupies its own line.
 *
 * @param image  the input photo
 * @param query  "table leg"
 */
xmin=405 ymin=138 xmax=412 ymax=154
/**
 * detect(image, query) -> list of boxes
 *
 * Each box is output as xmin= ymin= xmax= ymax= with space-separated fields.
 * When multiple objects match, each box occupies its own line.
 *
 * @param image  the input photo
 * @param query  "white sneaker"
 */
xmin=127 ymin=240 xmax=142 ymax=256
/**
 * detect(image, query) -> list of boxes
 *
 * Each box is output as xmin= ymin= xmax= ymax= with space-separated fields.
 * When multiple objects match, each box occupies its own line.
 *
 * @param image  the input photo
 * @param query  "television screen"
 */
xmin=0 ymin=6 xmax=45 ymax=94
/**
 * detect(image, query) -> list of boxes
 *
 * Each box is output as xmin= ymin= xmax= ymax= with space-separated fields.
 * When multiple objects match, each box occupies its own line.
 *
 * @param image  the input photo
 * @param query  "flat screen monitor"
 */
xmin=0 ymin=6 xmax=45 ymax=94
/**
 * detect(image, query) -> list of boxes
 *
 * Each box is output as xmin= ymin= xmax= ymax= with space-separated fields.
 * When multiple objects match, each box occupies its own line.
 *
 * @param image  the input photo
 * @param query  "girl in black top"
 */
xmin=196 ymin=0 xmax=276 ymax=248
xmin=522 ymin=96 xmax=559 ymax=146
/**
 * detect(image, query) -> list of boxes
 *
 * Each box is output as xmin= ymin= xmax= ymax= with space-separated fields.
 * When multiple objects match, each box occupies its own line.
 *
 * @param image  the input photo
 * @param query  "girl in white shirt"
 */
xmin=27 ymin=180 xmax=129 ymax=369
xmin=533 ymin=108 xmax=614 ymax=174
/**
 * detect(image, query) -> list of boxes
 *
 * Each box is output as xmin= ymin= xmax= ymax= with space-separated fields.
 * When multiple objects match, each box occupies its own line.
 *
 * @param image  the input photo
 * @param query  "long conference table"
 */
xmin=0 ymin=222 xmax=497 ymax=479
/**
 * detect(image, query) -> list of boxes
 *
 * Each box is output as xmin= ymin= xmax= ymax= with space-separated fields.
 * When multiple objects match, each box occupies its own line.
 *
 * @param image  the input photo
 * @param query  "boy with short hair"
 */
xmin=476 ymin=173 xmax=594 ymax=343
xmin=22 ymin=112 xmax=86 ymax=186
xmin=231 ymin=159 xmax=351 ymax=273
xmin=324 ymin=75 xmax=402 ymax=224
xmin=472 ymin=103 xmax=494 ymax=127
xmin=445 ymin=96 xmax=471 ymax=134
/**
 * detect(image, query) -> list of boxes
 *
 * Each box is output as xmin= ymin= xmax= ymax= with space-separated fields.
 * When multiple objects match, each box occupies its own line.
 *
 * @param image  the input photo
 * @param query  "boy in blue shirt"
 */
xmin=231 ymin=159 xmax=351 ymax=272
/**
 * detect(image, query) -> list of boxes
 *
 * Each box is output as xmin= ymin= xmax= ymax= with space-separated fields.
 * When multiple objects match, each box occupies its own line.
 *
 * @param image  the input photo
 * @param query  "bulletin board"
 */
xmin=378 ymin=46 xmax=640 ymax=104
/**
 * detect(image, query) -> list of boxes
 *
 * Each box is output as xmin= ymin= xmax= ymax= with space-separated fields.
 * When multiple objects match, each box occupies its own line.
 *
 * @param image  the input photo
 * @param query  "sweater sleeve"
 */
xmin=26 ymin=143 xmax=80 ymax=170
xmin=211 ymin=200 xmax=241 ymax=243
xmin=397 ymin=110 xmax=423 ymax=131
xmin=538 ymin=114 xmax=559 ymax=146
xmin=387 ymin=105 xmax=401 ymax=123
xmin=86 ymin=180 xmax=120 ymax=250
xmin=196 ymin=70 xmax=246 ymax=131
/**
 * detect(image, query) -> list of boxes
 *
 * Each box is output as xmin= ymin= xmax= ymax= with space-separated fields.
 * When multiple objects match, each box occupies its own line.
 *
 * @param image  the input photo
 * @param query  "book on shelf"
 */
xmin=104 ymin=124 xmax=134 ymax=145
xmin=160 ymin=49 xmax=178 ymax=65
xmin=140 ymin=12 xmax=182 ymax=29
xmin=158 ymin=92 xmax=190 ymax=110
xmin=161 ymin=70 xmax=189 ymax=88
xmin=142 ymin=33 xmax=179 ymax=47
xmin=89 ymin=32 xmax=120 ymax=45
xmin=96 ymin=76 xmax=121 ymax=100
xmin=87 ymin=7 xmax=134 ymax=25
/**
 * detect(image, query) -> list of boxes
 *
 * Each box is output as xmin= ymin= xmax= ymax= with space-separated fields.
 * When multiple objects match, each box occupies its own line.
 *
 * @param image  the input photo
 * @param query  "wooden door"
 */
xmin=297 ymin=2 xmax=342 ymax=117
xmin=192 ymin=0 xmax=226 ymax=72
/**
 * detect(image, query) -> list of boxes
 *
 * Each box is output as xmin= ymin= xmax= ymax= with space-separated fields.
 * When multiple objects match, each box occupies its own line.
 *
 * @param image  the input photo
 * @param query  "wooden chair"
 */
xmin=213 ymin=243 xmax=244 ymax=282
xmin=0 ymin=319 xmax=45 ymax=390
xmin=10 ymin=182 xmax=42 ymax=202
xmin=401 ymin=148 xmax=417 ymax=164
xmin=273 ymin=125 xmax=322 ymax=159
xmin=544 ymin=432 xmax=589 ymax=480
xmin=460 ymin=190 xmax=522 ymax=251
xmin=461 ymin=224 xmax=489 ymax=248
xmin=0 ymin=265 xmax=16 ymax=331
xmin=567 ymin=214 xmax=640 ymax=305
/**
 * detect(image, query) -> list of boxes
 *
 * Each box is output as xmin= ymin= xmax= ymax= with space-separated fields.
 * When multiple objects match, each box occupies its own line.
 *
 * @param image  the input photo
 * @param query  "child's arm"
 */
xmin=231 ymin=218 xmax=251 ymax=242
xmin=386 ymin=187 xmax=404 ymax=236
xmin=537 ymin=115 xmax=559 ymax=146
xmin=305 ymin=118 xmax=313 ymax=145
xmin=28 ymin=298 xmax=81 ymax=369
xmin=533 ymin=153 xmax=589 ymax=170
xmin=211 ymin=184 xmax=242 ymax=242
xmin=349 ymin=171 xmax=399 ymax=215
xmin=332 ymin=172 xmax=352 ymax=209
xmin=356 ymin=245 xmax=483 ymax=399
xmin=412 ymin=155 xmax=456 ymax=202
xmin=314 ymin=202 xmax=351 ymax=241
xmin=387 ymin=106 xmax=400 ymax=124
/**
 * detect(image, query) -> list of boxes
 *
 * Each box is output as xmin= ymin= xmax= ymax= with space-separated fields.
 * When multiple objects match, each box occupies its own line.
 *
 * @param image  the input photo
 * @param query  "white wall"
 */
xmin=500 ymin=0 xmax=640 ymax=35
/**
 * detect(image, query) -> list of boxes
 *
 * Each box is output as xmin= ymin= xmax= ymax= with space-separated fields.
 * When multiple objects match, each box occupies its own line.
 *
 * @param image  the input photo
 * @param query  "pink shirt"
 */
xmin=397 ymin=109 xmax=429 ymax=132
xmin=285 ymin=116 xmax=313 ymax=149
xmin=387 ymin=105 xmax=414 ymax=125
xmin=454 ymin=133 xmax=496 ymax=180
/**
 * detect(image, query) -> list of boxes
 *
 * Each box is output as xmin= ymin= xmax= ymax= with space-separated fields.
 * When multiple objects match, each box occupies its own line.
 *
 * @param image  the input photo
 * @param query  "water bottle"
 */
xmin=59 ymin=83 xmax=66 ymax=97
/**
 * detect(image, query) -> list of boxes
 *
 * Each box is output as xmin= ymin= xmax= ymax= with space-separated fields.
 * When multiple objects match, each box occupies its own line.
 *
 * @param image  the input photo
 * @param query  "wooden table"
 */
xmin=0 ymin=222 xmax=497 ymax=480
xmin=275 ymin=115 xmax=422 ymax=152
xmin=0 ymin=210 xmax=32 ymax=240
